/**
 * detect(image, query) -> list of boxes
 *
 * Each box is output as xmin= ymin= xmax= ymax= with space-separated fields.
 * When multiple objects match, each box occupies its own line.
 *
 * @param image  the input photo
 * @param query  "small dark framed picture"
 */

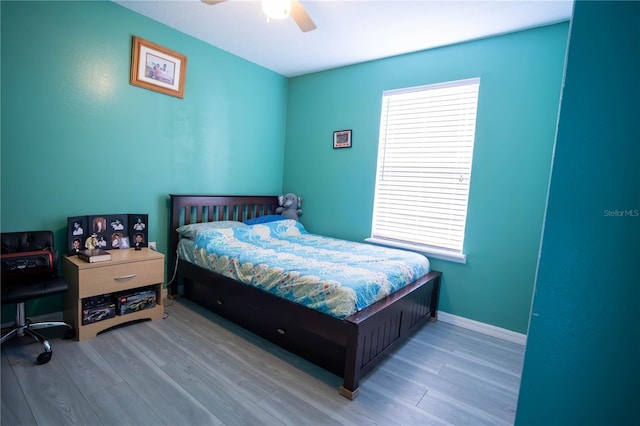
xmin=333 ymin=129 xmax=352 ymax=149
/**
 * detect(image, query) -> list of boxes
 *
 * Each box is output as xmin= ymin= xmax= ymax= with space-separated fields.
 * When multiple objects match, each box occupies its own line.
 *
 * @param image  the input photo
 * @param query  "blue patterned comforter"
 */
xmin=178 ymin=220 xmax=430 ymax=319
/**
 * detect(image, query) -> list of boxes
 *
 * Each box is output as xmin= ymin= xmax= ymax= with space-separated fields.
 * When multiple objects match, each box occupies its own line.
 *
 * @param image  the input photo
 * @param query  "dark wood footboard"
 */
xmin=169 ymin=194 xmax=441 ymax=399
xmin=340 ymin=269 xmax=440 ymax=398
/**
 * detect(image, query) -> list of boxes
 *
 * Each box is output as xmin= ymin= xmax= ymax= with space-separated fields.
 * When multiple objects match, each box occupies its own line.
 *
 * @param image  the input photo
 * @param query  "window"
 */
xmin=369 ymin=78 xmax=480 ymax=263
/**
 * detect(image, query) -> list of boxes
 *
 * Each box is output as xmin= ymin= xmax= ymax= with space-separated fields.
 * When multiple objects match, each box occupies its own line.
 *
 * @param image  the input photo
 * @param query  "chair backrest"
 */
xmin=1 ymin=231 xmax=59 ymax=280
xmin=1 ymin=231 xmax=55 ymax=254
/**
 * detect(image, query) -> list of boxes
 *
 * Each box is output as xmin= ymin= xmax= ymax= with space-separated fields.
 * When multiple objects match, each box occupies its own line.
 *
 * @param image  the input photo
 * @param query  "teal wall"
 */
xmin=2 ymin=1 xmax=573 ymax=336
xmin=6 ymin=1 xmax=637 ymax=421
xmin=1 ymin=1 xmax=287 ymax=320
xmin=516 ymin=1 xmax=640 ymax=424
xmin=285 ymin=23 xmax=569 ymax=333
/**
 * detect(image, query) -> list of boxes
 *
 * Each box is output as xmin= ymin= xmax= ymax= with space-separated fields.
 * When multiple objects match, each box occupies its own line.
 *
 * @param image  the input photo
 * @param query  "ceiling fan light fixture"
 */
xmin=262 ymin=0 xmax=292 ymax=20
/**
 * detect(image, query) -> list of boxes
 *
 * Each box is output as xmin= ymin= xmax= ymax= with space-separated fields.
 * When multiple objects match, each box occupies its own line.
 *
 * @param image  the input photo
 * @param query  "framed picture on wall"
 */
xmin=130 ymin=36 xmax=187 ymax=98
xmin=333 ymin=129 xmax=352 ymax=149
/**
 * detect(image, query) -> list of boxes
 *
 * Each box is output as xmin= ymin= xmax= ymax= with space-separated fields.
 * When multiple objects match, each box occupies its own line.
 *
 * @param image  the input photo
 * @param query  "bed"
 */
xmin=168 ymin=194 xmax=441 ymax=400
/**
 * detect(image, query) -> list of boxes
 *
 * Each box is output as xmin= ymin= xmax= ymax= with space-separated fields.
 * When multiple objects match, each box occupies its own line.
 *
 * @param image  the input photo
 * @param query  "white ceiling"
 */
xmin=114 ymin=0 xmax=574 ymax=77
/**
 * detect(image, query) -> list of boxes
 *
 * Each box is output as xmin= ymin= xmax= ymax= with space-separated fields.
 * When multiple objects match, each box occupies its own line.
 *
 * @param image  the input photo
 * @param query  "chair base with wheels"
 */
xmin=1 ymin=294 xmax=75 ymax=365
xmin=1 ymin=231 xmax=75 ymax=364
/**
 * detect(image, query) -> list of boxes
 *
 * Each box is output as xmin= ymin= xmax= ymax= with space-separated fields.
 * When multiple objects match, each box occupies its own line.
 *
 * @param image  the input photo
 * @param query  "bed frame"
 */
xmin=168 ymin=194 xmax=441 ymax=400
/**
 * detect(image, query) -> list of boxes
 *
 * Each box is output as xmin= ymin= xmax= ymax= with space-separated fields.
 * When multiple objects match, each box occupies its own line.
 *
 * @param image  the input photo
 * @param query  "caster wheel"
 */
xmin=37 ymin=351 xmax=52 ymax=365
xmin=64 ymin=328 xmax=76 ymax=340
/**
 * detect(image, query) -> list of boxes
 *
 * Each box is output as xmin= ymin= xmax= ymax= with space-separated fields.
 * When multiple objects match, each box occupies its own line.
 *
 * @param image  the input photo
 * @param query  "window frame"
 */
xmin=368 ymin=77 xmax=481 ymax=264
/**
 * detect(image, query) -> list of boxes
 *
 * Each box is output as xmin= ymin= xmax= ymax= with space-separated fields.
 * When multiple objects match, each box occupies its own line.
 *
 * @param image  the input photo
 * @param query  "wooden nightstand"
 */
xmin=62 ymin=248 xmax=164 ymax=341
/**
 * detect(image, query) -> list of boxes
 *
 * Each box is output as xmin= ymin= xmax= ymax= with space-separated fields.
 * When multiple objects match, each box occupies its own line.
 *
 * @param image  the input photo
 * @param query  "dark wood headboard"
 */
xmin=168 ymin=194 xmax=279 ymax=294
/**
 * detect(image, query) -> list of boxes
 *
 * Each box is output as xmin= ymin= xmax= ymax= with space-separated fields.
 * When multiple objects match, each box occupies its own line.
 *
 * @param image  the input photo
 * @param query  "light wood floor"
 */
xmin=1 ymin=298 xmax=524 ymax=425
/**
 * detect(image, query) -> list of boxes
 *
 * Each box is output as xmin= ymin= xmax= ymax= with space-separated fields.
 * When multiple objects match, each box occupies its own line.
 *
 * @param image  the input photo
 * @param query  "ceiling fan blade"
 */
xmin=201 ymin=0 xmax=226 ymax=5
xmin=291 ymin=0 xmax=316 ymax=32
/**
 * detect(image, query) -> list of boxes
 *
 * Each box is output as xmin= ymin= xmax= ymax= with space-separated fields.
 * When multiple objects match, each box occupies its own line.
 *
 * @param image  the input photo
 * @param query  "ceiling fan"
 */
xmin=201 ymin=0 xmax=317 ymax=32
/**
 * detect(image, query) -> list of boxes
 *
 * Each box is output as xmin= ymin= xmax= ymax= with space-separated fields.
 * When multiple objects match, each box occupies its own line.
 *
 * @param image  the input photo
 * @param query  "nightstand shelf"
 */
xmin=62 ymin=248 xmax=164 ymax=341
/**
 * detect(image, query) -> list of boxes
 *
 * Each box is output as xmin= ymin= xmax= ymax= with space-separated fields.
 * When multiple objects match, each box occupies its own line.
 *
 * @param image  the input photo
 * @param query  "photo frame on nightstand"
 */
xmin=107 ymin=215 xmax=128 ymax=233
xmin=129 ymin=214 xmax=148 ymax=248
xmin=88 ymin=215 xmax=108 ymax=235
xmin=106 ymin=214 xmax=128 ymax=249
xmin=68 ymin=213 xmax=149 ymax=254
xmin=85 ymin=215 xmax=105 ymax=250
xmin=67 ymin=216 xmax=87 ymax=255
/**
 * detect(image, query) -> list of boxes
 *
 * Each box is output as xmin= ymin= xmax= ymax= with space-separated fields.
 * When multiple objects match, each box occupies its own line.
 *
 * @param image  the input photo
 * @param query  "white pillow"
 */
xmin=176 ymin=221 xmax=246 ymax=239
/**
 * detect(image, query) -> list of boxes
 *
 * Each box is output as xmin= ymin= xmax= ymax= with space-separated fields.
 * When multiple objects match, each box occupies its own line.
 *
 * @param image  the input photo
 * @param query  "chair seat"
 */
xmin=1 ymin=275 xmax=68 ymax=305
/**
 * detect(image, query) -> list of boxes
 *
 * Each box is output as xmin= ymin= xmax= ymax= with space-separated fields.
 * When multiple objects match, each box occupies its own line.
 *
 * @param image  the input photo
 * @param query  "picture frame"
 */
xmin=88 ymin=215 xmax=108 ymax=235
xmin=67 ymin=216 xmax=87 ymax=255
xmin=119 ymin=236 xmax=130 ymax=250
xmin=333 ymin=129 xmax=352 ymax=149
xmin=106 ymin=214 xmax=128 ymax=249
xmin=68 ymin=213 xmax=149 ymax=253
xmin=110 ymin=232 xmax=125 ymax=249
xmin=129 ymin=214 xmax=148 ymax=248
xmin=130 ymin=36 xmax=187 ymax=99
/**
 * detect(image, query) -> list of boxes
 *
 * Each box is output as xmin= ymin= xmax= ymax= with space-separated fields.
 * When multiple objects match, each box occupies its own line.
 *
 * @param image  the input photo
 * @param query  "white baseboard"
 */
xmin=4 ymin=306 xmax=526 ymax=345
xmin=437 ymin=311 xmax=527 ymax=346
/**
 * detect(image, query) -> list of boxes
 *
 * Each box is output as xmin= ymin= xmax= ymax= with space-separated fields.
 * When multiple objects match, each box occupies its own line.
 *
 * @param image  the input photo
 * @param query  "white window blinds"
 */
xmin=371 ymin=78 xmax=480 ymax=258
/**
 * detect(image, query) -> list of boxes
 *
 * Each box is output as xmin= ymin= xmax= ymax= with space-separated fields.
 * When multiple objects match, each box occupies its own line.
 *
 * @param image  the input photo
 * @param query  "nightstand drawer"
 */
xmin=77 ymin=258 xmax=163 ymax=298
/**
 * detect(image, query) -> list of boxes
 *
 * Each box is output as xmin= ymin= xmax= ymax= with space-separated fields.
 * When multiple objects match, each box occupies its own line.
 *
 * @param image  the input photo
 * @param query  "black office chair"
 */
xmin=1 ymin=231 xmax=74 ymax=364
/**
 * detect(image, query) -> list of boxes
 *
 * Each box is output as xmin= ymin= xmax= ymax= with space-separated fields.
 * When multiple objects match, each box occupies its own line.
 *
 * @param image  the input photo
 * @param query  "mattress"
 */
xmin=177 ymin=219 xmax=430 ymax=319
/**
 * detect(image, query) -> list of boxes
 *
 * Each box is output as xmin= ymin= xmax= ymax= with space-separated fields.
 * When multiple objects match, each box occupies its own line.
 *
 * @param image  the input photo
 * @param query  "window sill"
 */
xmin=365 ymin=238 xmax=467 ymax=264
